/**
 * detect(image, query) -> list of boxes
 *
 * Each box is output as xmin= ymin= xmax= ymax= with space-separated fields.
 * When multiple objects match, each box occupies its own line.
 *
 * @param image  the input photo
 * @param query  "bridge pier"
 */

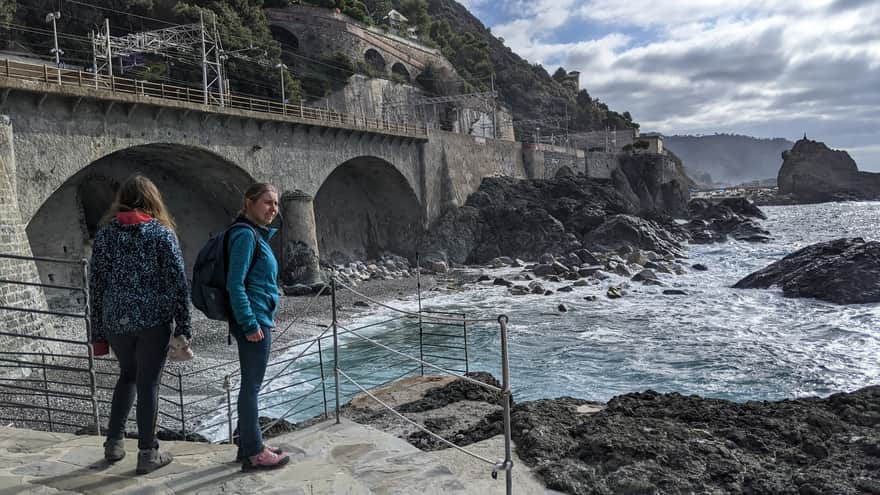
xmin=0 ymin=115 xmax=53 ymax=365
xmin=280 ymin=190 xmax=322 ymax=287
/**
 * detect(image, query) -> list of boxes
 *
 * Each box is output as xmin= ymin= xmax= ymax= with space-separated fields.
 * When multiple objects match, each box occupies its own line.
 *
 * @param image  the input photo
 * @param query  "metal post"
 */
xmin=276 ymin=63 xmax=287 ymax=114
xmin=41 ymin=353 xmax=53 ymax=432
xmin=462 ymin=314 xmax=469 ymax=374
xmin=498 ymin=315 xmax=513 ymax=494
xmin=82 ymin=259 xmax=101 ymax=436
xmin=177 ymin=370 xmax=186 ymax=440
xmin=105 ymin=19 xmax=113 ymax=81
xmin=224 ymin=375 xmax=234 ymax=444
xmin=331 ymin=277 xmax=340 ymax=424
xmin=45 ymin=12 xmax=63 ymax=84
xmin=317 ymin=336 xmax=329 ymax=419
xmin=200 ymin=12 xmax=209 ymax=105
xmin=212 ymin=14 xmax=225 ymax=108
xmin=416 ymin=252 xmax=424 ymax=376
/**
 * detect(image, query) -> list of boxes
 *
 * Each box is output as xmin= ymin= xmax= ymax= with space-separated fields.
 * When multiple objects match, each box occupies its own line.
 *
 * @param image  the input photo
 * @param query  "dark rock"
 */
xmin=663 ymin=289 xmax=688 ymax=295
xmin=493 ymin=278 xmax=513 ymax=287
xmin=583 ymin=295 xmax=597 ymax=301
xmin=532 ymin=263 xmax=556 ymax=277
xmin=733 ymin=237 xmax=880 ymax=304
xmin=546 ymin=275 xmax=562 ymax=283
xmin=544 ymin=290 xmax=554 ymax=296
xmin=353 ymin=300 xmax=370 ymax=308
xmin=592 ymin=270 xmax=610 ymax=280
xmin=528 ymin=281 xmax=545 ymax=294
xmin=692 ymin=263 xmax=708 ymax=271
xmin=564 ymin=271 xmax=580 ymax=281
xmin=779 ymin=137 xmax=880 ymax=202
xmin=477 ymin=274 xmax=492 ymax=282
xmin=552 ymin=261 xmax=570 ymax=274
xmin=573 ymin=249 xmax=602 ymax=265
xmin=585 ymin=214 xmax=687 ymax=259
xmin=577 ymin=265 xmax=603 ymax=277
xmin=539 ymin=253 xmax=556 ymax=264
xmin=687 ymin=198 xmax=770 ymax=244
xmin=557 ymin=304 xmax=568 ymax=312
xmin=512 ymin=386 xmax=880 ymax=495
xmin=397 ymin=372 xmax=505 ymax=413
xmin=606 ymin=286 xmax=624 ymax=299
xmin=509 ymin=285 xmax=530 ymax=296
xmin=557 ymin=285 xmax=574 ymax=293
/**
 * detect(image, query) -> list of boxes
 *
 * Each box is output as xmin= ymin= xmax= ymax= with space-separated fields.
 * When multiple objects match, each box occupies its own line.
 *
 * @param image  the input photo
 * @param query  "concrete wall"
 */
xmin=0 ymin=115 xmax=52 ymax=356
xmin=315 ymin=76 xmax=514 ymax=141
xmin=422 ymin=131 xmax=526 ymax=223
xmin=574 ymin=128 xmax=637 ymax=152
xmin=586 ymin=151 xmax=621 ymax=179
xmin=522 ymin=144 xmax=585 ymax=179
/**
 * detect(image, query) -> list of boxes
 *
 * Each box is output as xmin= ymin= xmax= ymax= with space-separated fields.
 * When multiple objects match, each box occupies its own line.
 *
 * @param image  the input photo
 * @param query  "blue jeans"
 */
xmin=231 ymin=322 xmax=272 ymax=458
xmin=106 ymin=322 xmax=172 ymax=450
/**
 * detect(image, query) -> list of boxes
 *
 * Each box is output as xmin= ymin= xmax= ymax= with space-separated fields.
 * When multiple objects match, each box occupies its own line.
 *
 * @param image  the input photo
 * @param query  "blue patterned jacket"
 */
xmin=88 ymin=217 xmax=191 ymax=342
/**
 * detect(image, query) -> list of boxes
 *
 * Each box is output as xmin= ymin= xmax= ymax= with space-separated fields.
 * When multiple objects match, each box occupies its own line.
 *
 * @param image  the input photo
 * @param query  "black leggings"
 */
xmin=106 ymin=322 xmax=172 ymax=450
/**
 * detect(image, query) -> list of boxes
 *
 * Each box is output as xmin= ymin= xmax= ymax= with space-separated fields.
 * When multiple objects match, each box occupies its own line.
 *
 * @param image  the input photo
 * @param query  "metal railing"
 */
xmin=0 ymin=254 xmax=512 ymax=493
xmin=0 ymin=58 xmax=427 ymax=137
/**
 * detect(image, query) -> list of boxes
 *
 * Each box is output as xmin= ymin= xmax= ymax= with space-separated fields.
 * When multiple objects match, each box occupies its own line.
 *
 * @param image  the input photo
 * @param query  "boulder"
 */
xmin=585 ymin=214 xmax=687 ymax=259
xmin=632 ymin=269 xmax=659 ymax=283
xmin=606 ymin=286 xmax=624 ymax=299
xmin=509 ymin=285 xmax=530 ymax=296
xmin=532 ymin=264 xmax=556 ymax=277
xmin=663 ymin=289 xmax=688 ymax=296
xmin=733 ymin=237 xmax=880 ymax=304
xmin=557 ymin=304 xmax=569 ymax=312
xmin=557 ymin=285 xmax=574 ymax=293
xmin=493 ymin=278 xmax=513 ymax=287
xmin=692 ymin=263 xmax=708 ymax=271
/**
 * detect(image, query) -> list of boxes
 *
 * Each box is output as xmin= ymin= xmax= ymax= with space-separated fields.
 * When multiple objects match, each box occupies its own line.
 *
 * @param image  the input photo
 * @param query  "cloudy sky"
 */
xmin=460 ymin=0 xmax=880 ymax=171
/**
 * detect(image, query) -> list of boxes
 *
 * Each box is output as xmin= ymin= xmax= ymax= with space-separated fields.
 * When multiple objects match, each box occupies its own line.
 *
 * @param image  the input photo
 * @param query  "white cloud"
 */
xmin=487 ymin=0 xmax=880 ymax=166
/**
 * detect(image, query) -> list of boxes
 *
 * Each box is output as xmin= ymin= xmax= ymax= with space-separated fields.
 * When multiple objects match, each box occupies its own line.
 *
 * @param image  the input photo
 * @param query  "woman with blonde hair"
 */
xmin=226 ymin=182 xmax=290 ymax=471
xmin=89 ymin=174 xmax=190 ymax=474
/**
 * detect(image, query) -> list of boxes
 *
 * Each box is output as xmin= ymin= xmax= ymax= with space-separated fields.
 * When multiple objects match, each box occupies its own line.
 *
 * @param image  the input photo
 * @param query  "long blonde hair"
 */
xmin=104 ymin=175 xmax=177 ymax=231
xmin=238 ymin=182 xmax=278 ymax=218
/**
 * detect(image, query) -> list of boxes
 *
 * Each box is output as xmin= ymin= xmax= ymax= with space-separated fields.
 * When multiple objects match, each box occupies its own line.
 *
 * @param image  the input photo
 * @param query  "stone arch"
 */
xmin=555 ymin=165 xmax=575 ymax=178
xmin=391 ymin=62 xmax=411 ymax=82
xmin=364 ymin=48 xmax=387 ymax=73
xmin=270 ymin=25 xmax=299 ymax=53
xmin=314 ymin=156 xmax=422 ymax=263
xmin=26 ymin=144 xmax=255 ymax=308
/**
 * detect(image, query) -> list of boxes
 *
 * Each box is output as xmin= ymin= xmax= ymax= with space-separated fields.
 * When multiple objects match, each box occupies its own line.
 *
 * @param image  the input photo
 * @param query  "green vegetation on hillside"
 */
xmin=0 ymin=0 xmax=636 ymax=135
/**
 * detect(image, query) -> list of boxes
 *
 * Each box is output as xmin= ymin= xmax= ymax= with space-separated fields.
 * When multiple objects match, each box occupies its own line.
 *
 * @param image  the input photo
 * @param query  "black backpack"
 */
xmin=191 ymin=222 xmax=261 ymax=321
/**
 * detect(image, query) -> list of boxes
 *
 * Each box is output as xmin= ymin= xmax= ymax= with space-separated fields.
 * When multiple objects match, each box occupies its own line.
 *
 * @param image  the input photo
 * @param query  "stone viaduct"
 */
xmin=266 ymin=6 xmax=458 ymax=83
xmin=0 ymin=64 xmax=536 ymax=322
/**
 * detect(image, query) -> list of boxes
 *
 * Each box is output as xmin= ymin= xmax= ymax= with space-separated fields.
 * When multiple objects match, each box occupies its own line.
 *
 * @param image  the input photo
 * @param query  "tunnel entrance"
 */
xmin=314 ymin=157 xmax=422 ymax=264
xmin=26 ymin=144 xmax=254 ymax=309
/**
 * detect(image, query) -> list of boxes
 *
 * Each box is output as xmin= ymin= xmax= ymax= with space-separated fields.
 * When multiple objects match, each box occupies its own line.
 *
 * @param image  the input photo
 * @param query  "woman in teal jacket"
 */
xmin=227 ymin=182 xmax=290 ymax=471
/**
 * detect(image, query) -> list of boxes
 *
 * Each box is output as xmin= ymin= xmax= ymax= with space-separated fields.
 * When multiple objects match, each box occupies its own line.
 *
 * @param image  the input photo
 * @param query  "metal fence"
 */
xmin=0 ymin=58 xmax=427 ymax=137
xmin=0 ymin=253 xmax=513 ymax=492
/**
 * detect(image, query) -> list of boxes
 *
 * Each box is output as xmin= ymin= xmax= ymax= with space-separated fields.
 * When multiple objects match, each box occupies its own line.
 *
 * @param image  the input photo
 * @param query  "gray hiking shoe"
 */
xmin=136 ymin=448 xmax=173 ymax=475
xmin=103 ymin=438 xmax=125 ymax=463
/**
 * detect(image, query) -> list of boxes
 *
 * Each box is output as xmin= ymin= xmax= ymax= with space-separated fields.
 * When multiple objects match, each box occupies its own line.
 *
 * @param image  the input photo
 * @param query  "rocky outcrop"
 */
xmin=778 ymin=138 xmax=880 ymax=203
xmin=686 ymin=197 xmax=771 ymax=244
xmin=614 ymin=152 xmax=692 ymax=217
xmin=512 ymin=387 xmax=880 ymax=495
xmin=584 ymin=214 xmax=688 ymax=258
xmin=421 ymin=174 xmax=693 ymax=264
xmin=733 ymin=237 xmax=880 ymax=304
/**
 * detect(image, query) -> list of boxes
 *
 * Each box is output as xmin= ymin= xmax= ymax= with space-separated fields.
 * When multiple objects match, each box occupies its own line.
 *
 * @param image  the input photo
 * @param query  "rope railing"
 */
xmin=0 ymin=58 xmax=428 ymax=137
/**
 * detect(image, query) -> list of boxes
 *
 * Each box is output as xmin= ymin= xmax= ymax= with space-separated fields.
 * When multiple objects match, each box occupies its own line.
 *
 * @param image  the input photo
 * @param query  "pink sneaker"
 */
xmin=242 ymin=447 xmax=290 ymax=472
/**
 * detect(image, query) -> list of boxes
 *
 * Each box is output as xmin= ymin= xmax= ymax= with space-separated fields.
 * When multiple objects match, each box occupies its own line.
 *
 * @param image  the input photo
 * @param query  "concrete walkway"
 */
xmin=0 ymin=420 xmax=559 ymax=494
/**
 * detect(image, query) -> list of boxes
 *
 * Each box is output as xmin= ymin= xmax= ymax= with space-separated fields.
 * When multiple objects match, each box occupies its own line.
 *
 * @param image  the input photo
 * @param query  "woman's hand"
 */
xmin=246 ymin=328 xmax=265 ymax=342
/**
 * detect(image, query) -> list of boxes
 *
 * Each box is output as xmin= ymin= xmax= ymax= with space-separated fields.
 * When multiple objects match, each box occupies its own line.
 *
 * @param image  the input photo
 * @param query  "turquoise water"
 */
xmin=200 ymin=202 xmax=880 ymax=437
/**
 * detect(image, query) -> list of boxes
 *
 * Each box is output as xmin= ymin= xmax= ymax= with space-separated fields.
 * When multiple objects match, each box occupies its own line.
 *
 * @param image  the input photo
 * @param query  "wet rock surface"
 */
xmin=733 ymin=237 xmax=880 ymax=304
xmin=686 ymin=197 xmax=771 ymax=244
xmin=778 ymin=138 xmax=880 ymax=203
xmin=510 ymin=387 xmax=880 ymax=495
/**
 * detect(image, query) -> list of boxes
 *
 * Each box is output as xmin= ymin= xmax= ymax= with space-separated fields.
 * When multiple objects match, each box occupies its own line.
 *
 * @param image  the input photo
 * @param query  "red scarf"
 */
xmin=116 ymin=211 xmax=153 ymax=224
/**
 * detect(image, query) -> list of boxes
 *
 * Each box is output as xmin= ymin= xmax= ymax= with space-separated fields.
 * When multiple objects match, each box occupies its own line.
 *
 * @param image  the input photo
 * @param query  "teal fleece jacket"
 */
xmin=226 ymin=219 xmax=279 ymax=336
